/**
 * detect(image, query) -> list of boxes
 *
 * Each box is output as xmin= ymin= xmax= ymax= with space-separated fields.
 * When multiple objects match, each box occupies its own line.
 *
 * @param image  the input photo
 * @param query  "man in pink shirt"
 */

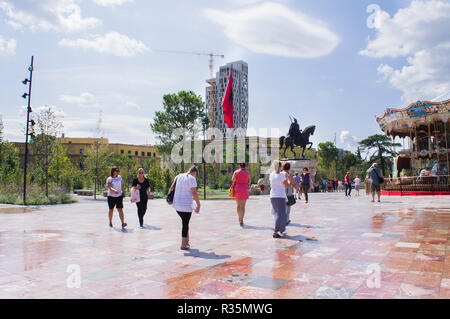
xmin=344 ymin=172 xmax=352 ymax=197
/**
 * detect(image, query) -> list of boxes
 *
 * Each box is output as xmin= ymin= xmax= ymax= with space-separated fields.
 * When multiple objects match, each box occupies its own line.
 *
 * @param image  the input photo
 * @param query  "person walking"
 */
xmin=367 ymin=163 xmax=382 ymax=202
xmin=344 ymin=172 xmax=352 ymax=197
xmin=301 ymin=168 xmax=313 ymax=203
xmin=354 ymin=175 xmax=361 ymax=196
xmin=282 ymin=163 xmax=301 ymax=226
xmin=107 ymin=166 xmax=127 ymax=229
xmin=131 ymin=168 xmax=151 ymax=228
xmin=293 ymin=173 xmax=302 ymax=200
xmin=169 ymin=166 xmax=201 ymax=250
xmin=270 ymin=160 xmax=290 ymax=238
xmin=364 ymin=173 xmax=370 ymax=196
xmin=231 ymin=163 xmax=251 ymax=227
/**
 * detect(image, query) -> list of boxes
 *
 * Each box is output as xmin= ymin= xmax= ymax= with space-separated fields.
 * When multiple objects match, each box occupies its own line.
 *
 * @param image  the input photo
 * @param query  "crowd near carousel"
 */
xmin=376 ymin=93 xmax=450 ymax=196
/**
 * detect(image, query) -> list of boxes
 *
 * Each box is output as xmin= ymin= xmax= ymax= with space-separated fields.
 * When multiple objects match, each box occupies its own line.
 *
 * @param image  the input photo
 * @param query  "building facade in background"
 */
xmin=206 ymin=61 xmax=249 ymax=138
xmin=14 ymin=137 xmax=160 ymax=170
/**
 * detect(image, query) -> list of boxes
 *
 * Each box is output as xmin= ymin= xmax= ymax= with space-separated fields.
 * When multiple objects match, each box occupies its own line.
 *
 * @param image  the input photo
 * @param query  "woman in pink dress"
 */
xmin=231 ymin=163 xmax=251 ymax=227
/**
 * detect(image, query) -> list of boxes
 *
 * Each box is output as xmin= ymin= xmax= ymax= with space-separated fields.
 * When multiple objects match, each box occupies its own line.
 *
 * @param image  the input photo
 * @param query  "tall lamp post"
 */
xmin=22 ymin=56 xmax=35 ymax=205
xmin=94 ymin=140 xmax=99 ymax=200
xmin=202 ymin=117 xmax=207 ymax=200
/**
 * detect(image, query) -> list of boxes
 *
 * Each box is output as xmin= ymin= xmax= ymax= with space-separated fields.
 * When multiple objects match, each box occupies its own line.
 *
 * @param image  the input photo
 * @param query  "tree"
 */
xmin=147 ymin=165 xmax=163 ymax=192
xmin=359 ymin=134 xmax=401 ymax=176
xmin=0 ymin=141 xmax=20 ymax=186
xmin=339 ymin=153 xmax=358 ymax=173
xmin=84 ymin=142 xmax=111 ymax=193
xmin=162 ymin=168 xmax=174 ymax=193
xmin=318 ymin=142 xmax=339 ymax=178
xmin=30 ymin=106 xmax=63 ymax=196
xmin=48 ymin=141 xmax=73 ymax=188
xmin=150 ymin=91 xmax=208 ymax=171
xmin=141 ymin=157 xmax=157 ymax=175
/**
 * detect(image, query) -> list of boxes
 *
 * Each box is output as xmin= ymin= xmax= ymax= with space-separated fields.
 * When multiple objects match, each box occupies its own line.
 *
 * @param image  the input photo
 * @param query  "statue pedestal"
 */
xmin=281 ymin=159 xmax=318 ymax=177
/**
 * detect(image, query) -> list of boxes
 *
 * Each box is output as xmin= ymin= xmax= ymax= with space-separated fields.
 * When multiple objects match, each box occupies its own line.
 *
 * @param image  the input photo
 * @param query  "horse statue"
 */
xmin=280 ymin=123 xmax=316 ymax=159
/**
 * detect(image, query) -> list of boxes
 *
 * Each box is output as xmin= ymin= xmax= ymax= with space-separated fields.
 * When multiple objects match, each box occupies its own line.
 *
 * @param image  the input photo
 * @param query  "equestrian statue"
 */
xmin=280 ymin=117 xmax=316 ymax=159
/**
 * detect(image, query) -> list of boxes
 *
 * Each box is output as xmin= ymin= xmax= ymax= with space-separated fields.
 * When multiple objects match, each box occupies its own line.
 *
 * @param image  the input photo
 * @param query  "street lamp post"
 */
xmin=22 ymin=56 xmax=35 ymax=205
xmin=94 ymin=140 xmax=99 ymax=200
xmin=202 ymin=117 xmax=207 ymax=200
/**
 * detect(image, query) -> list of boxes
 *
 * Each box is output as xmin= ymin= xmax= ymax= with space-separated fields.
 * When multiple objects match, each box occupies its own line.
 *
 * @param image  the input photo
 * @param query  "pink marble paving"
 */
xmin=0 ymin=193 xmax=449 ymax=299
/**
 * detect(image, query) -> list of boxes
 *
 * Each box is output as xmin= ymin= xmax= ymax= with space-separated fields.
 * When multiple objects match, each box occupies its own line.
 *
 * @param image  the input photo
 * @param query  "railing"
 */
xmin=381 ymin=175 xmax=450 ymax=194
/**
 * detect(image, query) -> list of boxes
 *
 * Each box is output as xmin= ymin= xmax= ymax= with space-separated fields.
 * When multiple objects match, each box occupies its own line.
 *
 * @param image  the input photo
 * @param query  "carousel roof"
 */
xmin=432 ymin=91 xmax=450 ymax=102
xmin=376 ymin=98 xmax=450 ymax=137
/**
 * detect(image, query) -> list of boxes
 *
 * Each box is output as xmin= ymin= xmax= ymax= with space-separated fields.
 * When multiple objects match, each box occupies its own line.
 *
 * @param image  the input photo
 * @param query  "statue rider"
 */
xmin=288 ymin=117 xmax=301 ymax=139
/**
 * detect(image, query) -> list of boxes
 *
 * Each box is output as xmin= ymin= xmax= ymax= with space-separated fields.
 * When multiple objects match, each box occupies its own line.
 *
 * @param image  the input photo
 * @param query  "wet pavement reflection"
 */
xmin=0 ymin=194 xmax=449 ymax=299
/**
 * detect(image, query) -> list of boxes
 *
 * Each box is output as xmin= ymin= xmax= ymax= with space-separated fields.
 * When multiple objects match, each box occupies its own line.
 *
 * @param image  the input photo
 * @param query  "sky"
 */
xmin=0 ymin=0 xmax=449 ymax=151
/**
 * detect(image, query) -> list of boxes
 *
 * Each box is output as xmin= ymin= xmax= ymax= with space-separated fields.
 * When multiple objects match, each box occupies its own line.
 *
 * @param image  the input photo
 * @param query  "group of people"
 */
xmin=268 ymin=161 xmax=313 ymax=238
xmin=106 ymin=165 xmax=200 ymax=250
xmin=227 ymin=162 xmax=313 ymax=239
xmin=105 ymin=160 xmax=385 ymax=250
xmin=321 ymin=175 xmax=361 ymax=196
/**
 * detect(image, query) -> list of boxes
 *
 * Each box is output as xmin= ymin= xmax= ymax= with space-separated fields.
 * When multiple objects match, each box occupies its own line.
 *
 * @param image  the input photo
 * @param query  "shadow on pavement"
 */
xmin=184 ymin=249 xmax=231 ymax=260
xmin=141 ymin=225 xmax=162 ymax=231
xmin=242 ymin=225 xmax=273 ymax=231
xmin=113 ymin=227 xmax=135 ymax=234
xmin=283 ymin=234 xmax=319 ymax=243
xmin=289 ymin=223 xmax=324 ymax=230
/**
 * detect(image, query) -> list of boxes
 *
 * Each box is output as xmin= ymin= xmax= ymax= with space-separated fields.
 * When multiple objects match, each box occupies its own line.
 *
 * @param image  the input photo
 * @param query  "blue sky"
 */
xmin=0 ymin=0 xmax=449 ymax=151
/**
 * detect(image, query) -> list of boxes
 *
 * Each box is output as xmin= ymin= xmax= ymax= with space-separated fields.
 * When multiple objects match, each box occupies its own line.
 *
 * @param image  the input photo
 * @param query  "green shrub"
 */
xmin=72 ymin=173 xmax=85 ymax=190
xmin=0 ymin=184 xmax=77 ymax=205
xmin=217 ymin=174 xmax=232 ymax=189
xmin=151 ymin=191 xmax=166 ymax=199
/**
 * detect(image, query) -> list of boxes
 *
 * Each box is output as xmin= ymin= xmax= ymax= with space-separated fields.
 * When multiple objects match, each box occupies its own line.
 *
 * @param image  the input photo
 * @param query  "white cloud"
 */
xmin=0 ymin=35 xmax=16 ymax=55
xmin=58 ymin=32 xmax=149 ymax=57
xmin=340 ymin=130 xmax=350 ymax=144
xmin=204 ymin=1 xmax=339 ymax=58
xmin=92 ymin=0 xmax=133 ymax=7
xmin=124 ymin=101 xmax=140 ymax=109
xmin=361 ymin=0 xmax=450 ymax=102
xmin=0 ymin=0 xmax=101 ymax=32
xmin=339 ymin=131 xmax=361 ymax=151
xmin=59 ymin=92 xmax=100 ymax=107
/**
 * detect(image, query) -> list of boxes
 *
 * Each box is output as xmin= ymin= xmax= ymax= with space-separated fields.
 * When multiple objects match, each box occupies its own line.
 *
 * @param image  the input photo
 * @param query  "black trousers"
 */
xmin=136 ymin=198 xmax=148 ymax=226
xmin=345 ymin=184 xmax=352 ymax=196
xmin=302 ymin=184 xmax=309 ymax=202
xmin=177 ymin=211 xmax=192 ymax=238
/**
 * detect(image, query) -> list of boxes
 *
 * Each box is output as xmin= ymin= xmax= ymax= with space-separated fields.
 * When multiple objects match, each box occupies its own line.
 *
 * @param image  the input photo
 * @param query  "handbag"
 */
xmin=166 ymin=176 xmax=178 ymax=205
xmin=130 ymin=187 xmax=140 ymax=203
xmin=228 ymin=183 xmax=235 ymax=198
xmin=286 ymin=195 xmax=296 ymax=206
xmin=286 ymin=186 xmax=296 ymax=206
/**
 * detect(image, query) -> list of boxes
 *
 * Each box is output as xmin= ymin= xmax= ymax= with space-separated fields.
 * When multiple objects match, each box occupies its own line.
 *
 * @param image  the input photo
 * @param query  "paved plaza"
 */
xmin=0 ymin=193 xmax=449 ymax=299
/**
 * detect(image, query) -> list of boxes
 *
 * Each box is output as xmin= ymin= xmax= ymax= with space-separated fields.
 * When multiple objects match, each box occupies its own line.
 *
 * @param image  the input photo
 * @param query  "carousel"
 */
xmin=376 ymin=96 xmax=450 ymax=196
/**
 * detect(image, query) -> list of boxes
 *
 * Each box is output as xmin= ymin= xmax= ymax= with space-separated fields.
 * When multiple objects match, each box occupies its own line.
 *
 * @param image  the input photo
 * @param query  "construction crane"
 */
xmin=152 ymin=49 xmax=225 ymax=128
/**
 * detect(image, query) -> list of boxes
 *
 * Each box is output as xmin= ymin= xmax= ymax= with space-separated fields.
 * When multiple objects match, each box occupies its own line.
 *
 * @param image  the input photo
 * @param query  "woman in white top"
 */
xmin=106 ymin=166 xmax=127 ymax=229
xmin=168 ymin=166 xmax=201 ymax=250
xmin=269 ymin=160 xmax=290 ymax=238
